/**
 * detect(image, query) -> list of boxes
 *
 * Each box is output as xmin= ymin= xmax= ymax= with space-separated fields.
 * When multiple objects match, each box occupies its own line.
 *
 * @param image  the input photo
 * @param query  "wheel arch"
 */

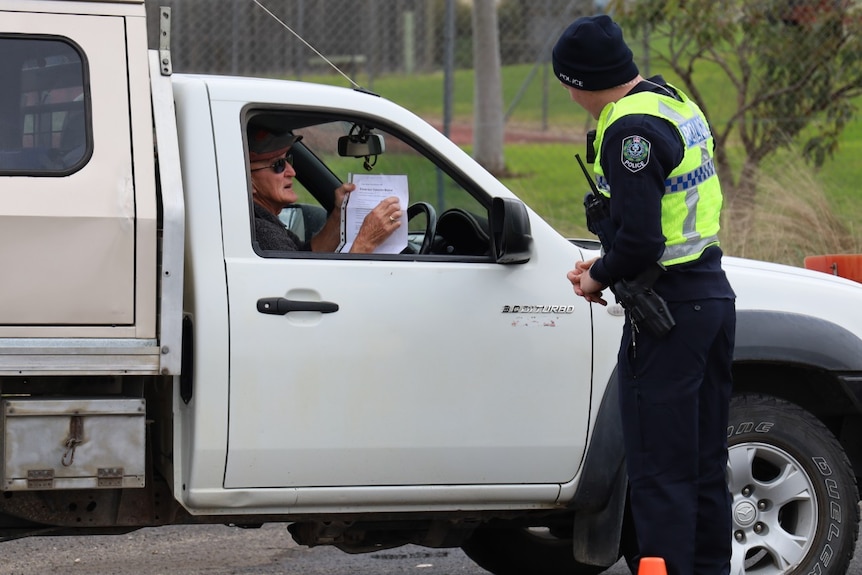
xmin=733 ymin=309 xmax=862 ymax=481
xmin=734 ymin=310 xmax=862 ymax=371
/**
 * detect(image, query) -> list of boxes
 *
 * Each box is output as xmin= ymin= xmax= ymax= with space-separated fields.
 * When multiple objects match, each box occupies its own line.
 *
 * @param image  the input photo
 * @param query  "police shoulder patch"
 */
xmin=621 ymin=135 xmax=650 ymax=173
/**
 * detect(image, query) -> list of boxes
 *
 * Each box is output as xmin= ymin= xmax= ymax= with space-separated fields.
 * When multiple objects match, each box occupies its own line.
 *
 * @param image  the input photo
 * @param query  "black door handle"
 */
xmin=257 ymin=297 xmax=339 ymax=315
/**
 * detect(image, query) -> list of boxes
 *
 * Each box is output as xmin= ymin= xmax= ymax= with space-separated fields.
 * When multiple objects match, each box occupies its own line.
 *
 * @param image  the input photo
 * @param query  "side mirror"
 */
xmin=490 ymin=197 xmax=532 ymax=264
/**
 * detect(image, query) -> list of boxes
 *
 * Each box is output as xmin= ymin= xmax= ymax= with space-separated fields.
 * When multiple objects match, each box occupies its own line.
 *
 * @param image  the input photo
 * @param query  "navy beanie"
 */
xmin=552 ymin=15 xmax=639 ymax=91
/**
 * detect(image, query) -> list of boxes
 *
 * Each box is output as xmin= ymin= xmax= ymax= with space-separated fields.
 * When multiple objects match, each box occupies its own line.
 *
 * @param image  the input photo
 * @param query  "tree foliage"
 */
xmin=610 ymin=0 xmax=862 ymax=219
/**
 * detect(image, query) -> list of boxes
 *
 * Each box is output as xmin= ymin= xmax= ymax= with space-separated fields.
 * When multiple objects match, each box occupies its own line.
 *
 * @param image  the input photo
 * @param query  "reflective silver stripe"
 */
xmin=682 ymin=188 xmax=700 ymax=241
xmin=665 ymin=159 xmax=716 ymax=193
xmin=658 ymin=100 xmax=686 ymax=123
xmin=660 ymin=234 xmax=719 ymax=264
xmin=663 ymin=166 xmax=716 ymax=263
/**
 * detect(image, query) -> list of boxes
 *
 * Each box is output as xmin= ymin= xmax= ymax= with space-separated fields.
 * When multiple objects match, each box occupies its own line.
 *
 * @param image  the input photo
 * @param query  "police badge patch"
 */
xmin=621 ymin=135 xmax=650 ymax=172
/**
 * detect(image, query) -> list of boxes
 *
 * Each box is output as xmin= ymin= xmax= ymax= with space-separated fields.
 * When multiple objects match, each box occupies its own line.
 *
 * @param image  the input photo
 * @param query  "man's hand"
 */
xmin=567 ymin=257 xmax=608 ymax=305
xmin=311 ymin=185 xmax=401 ymax=253
xmin=350 ymin=196 xmax=402 ymax=253
xmin=309 ymin=182 xmax=355 ymax=252
xmin=332 ymin=182 xmax=356 ymax=211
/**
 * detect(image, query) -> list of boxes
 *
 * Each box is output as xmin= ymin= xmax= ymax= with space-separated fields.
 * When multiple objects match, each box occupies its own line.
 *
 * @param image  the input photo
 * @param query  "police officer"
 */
xmin=555 ymin=15 xmax=737 ymax=575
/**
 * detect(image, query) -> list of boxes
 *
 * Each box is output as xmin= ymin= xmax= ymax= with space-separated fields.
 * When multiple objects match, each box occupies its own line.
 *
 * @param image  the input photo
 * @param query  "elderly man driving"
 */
xmin=247 ymin=122 xmax=402 ymax=253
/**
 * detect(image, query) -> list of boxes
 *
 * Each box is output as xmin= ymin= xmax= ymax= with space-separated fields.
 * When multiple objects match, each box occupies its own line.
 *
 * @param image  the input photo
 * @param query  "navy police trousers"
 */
xmin=619 ymin=298 xmax=736 ymax=575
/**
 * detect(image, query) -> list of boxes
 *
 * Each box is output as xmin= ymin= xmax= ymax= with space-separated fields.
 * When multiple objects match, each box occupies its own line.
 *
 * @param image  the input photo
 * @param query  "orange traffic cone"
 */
xmin=638 ymin=557 xmax=668 ymax=575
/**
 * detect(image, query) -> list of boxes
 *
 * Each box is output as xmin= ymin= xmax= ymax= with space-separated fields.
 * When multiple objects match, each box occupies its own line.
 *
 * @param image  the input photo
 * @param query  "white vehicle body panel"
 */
xmin=726 ymin=256 xmax=862 ymax=334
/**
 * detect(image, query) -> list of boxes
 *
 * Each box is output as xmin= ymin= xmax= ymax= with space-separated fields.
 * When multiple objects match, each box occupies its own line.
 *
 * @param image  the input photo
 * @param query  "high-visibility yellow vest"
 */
xmin=593 ymin=85 xmax=723 ymax=267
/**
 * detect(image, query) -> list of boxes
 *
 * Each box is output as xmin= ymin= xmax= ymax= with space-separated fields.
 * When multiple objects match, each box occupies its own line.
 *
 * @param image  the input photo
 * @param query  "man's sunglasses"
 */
xmin=251 ymin=153 xmax=294 ymax=174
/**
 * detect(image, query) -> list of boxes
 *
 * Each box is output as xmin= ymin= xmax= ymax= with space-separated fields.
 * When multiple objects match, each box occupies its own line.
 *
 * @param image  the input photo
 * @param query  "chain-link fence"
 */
xmin=143 ymin=0 xmax=860 ymax=146
xmin=145 ymin=0 xmax=598 ymax=78
xmin=143 ymin=0 xmax=606 ymax=133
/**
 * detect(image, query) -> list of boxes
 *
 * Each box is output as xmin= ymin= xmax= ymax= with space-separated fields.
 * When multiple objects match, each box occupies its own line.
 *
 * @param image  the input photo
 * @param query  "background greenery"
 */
xmin=296 ymin=62 xmax=862 ymax=267
xmin=149 ymin=0 xmax=858 ymax=267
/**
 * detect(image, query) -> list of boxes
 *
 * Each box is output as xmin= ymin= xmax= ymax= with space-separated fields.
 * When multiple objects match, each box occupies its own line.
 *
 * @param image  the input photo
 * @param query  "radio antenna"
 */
xmin=252 ymin=0 xmax=362 ymax=90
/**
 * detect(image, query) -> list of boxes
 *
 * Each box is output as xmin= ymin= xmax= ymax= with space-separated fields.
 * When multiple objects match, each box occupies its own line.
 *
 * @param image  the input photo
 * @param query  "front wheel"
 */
xmin=727 ymin=394 xmax=859 ymax=575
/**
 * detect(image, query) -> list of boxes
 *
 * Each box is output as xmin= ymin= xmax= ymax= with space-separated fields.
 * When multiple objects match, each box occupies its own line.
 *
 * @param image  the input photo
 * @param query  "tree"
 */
xmin=611 ymin=0 xmax=862 ymax=234
xmin=471 ymin=0 xmax=506 ymax=174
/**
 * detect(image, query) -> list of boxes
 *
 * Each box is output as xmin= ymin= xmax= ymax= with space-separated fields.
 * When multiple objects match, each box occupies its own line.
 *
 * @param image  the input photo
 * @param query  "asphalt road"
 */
xmin=3 ymin=521 xmax=862 ymax=575
xmin=0 ymin=523 xmax=632 ymax=575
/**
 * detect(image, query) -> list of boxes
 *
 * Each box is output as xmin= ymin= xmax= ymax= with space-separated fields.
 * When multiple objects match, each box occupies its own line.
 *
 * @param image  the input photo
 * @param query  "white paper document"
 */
xmin=338 ymin=173 xmax=409 ymax=254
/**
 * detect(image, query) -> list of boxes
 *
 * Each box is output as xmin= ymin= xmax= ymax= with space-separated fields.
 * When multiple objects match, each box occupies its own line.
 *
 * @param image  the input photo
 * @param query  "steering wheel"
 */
xmin=407 ymin=201 xmax=438 ymax=254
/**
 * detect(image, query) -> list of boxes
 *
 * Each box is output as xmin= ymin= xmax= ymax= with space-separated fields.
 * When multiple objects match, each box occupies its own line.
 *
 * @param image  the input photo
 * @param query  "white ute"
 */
xmin=0 ymin=2 xmax=860 ymax=574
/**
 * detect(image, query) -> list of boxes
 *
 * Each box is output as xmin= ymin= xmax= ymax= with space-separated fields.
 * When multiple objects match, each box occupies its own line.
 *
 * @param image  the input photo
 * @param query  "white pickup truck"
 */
xmin=1 ymin=1 xmax=861 ymax=574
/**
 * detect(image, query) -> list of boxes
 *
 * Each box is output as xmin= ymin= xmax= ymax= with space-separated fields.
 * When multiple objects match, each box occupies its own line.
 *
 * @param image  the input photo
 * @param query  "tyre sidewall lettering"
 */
xmin=727 ymin=421 xmax=774 ymax=436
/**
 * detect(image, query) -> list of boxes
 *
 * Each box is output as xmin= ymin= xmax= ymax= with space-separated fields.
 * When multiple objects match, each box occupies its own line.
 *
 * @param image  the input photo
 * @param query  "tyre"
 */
xmin=727 ymin=394 xmax=859 ymax=575
xmin=460 ymin=523 xmax=608 ymax=575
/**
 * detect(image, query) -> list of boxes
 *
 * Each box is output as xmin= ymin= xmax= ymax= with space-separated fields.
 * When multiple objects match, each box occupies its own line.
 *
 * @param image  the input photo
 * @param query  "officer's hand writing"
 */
xmin=567 ymin=257 xmax=608 ymax=306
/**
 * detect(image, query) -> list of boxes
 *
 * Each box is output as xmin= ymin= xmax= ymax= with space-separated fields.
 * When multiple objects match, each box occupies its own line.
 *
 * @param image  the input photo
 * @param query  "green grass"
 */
xmin=498 ymin=143 xmax=591 ymax=237
xmin=819 ymin=114 xmax=862 ymax=228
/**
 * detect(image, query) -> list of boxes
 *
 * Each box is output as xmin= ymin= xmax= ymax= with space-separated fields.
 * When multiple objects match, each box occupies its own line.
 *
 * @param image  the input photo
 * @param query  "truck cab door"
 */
xmin=212 ymin=104 xmax=593 ymax=493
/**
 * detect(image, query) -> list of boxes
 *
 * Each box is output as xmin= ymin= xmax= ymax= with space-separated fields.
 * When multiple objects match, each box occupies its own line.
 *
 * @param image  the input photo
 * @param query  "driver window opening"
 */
xmin=247 ymin=115 xmax=492 ymax=259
